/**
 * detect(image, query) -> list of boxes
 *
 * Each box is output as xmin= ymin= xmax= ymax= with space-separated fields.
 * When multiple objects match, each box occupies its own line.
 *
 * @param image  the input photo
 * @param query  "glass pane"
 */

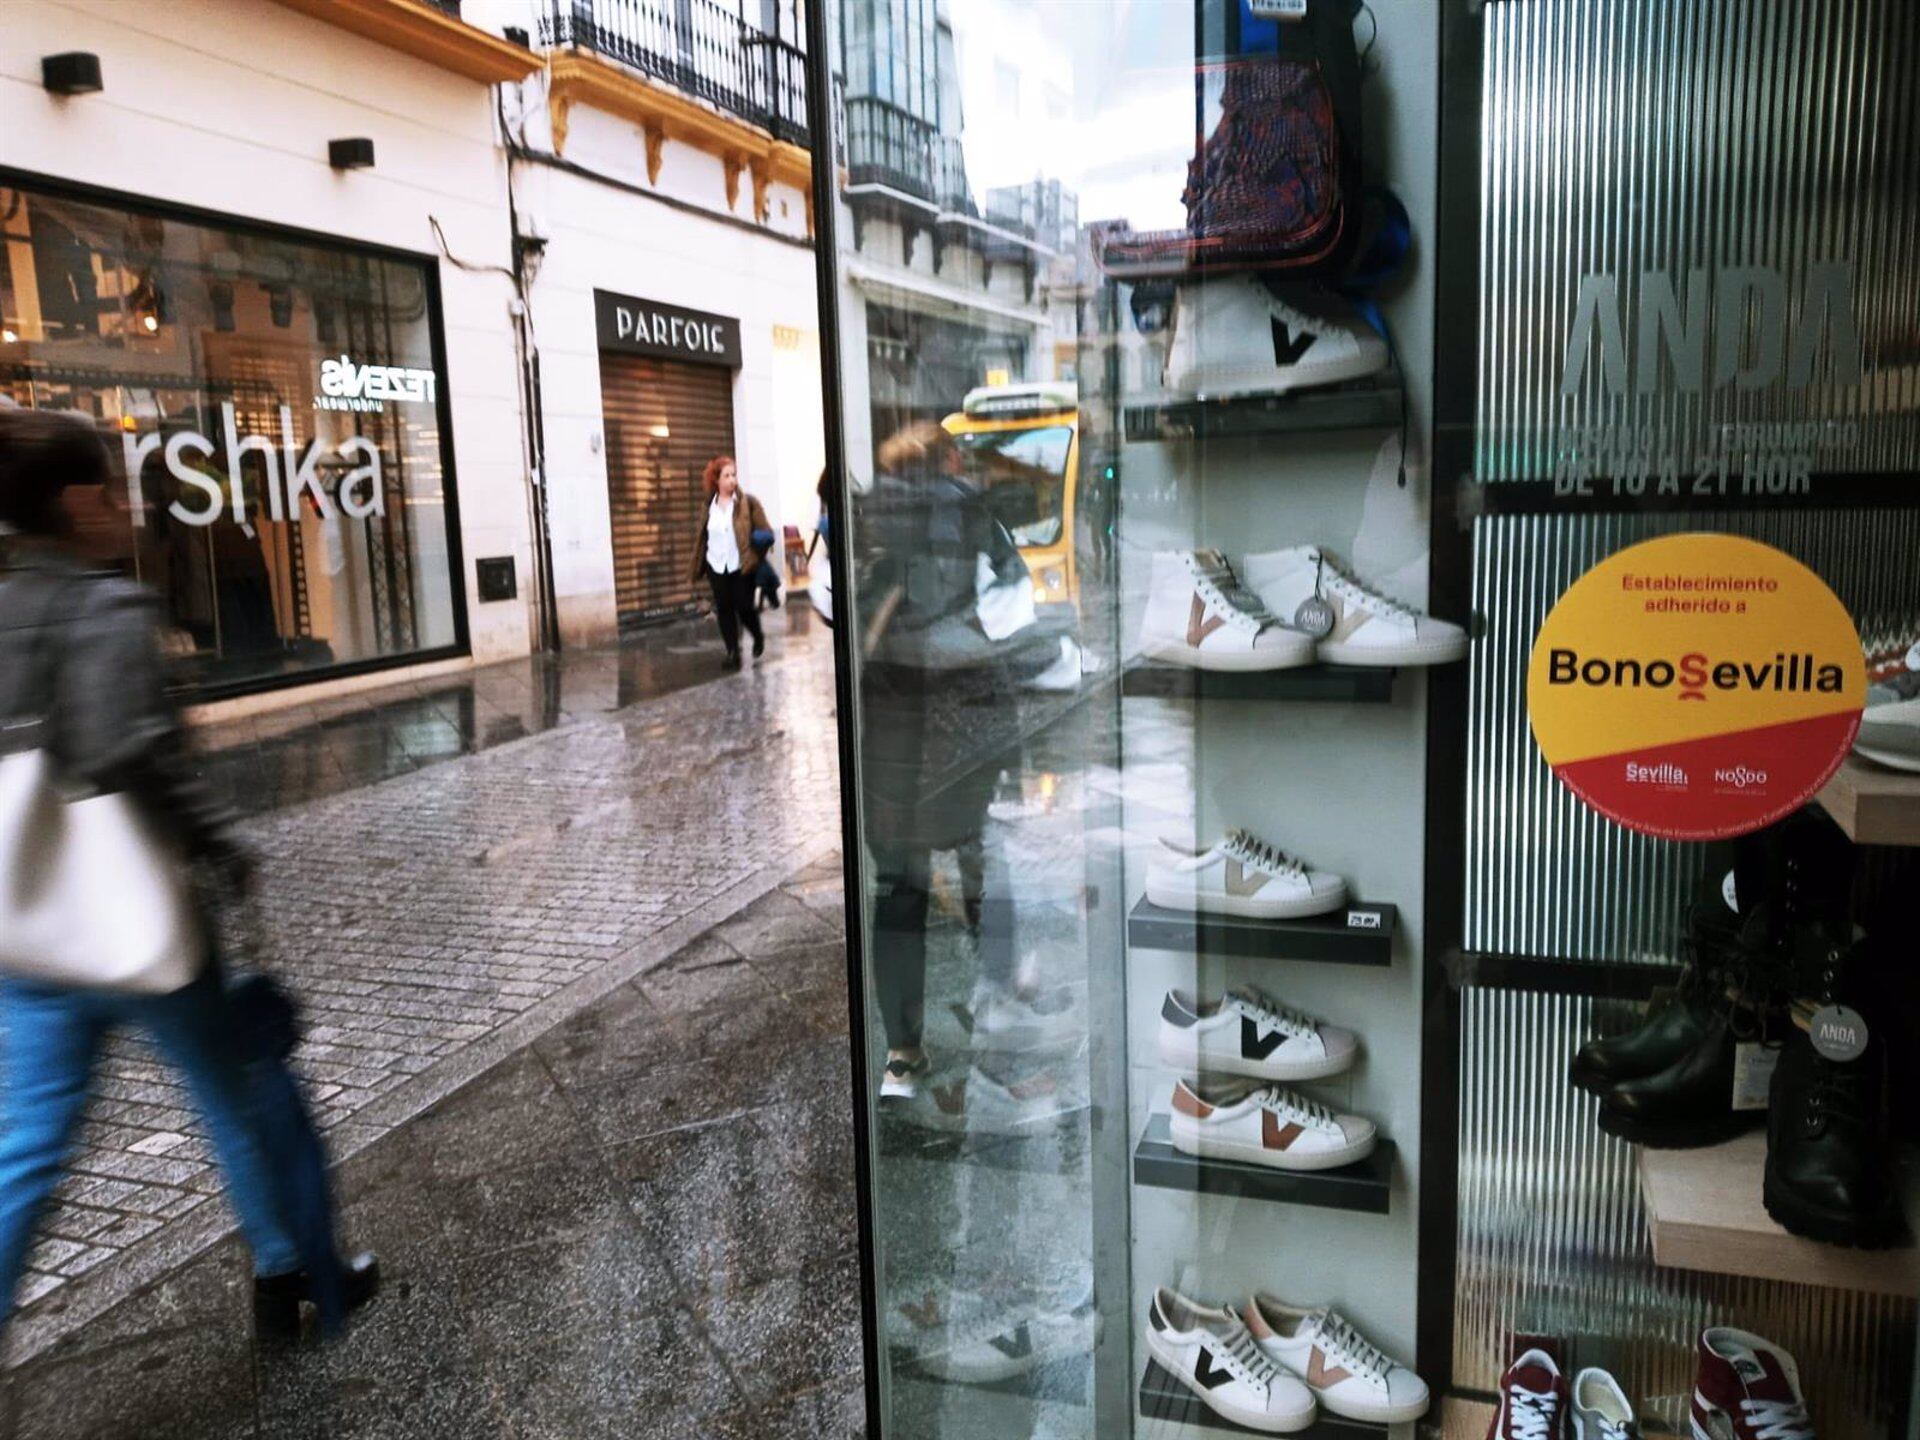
xmin=0 ymin=180 xmax=460 ymax=694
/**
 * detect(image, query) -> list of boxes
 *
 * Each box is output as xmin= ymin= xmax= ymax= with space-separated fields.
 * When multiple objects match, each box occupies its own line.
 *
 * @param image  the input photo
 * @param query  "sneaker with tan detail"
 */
xmin=1244 ymin=1294 xmax=1429 ymax=1423
xmin=1146 ymin=830 xmax=1348 ymax=920
xmin=902 ymin=1062 xmax=1086 ymax=1138
xmin=1168 ymin=1077 xmax=1377 ymax=1171
xmin=1243 ymin=545 xmax=1467 ymax=667
xmin=1139 ymin=550 xmax=1317 ymax=672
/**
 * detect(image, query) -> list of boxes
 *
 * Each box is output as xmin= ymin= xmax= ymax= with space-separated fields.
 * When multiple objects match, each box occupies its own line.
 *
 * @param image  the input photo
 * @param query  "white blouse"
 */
xmin=705 ymin=494 xmax=740 ymax=574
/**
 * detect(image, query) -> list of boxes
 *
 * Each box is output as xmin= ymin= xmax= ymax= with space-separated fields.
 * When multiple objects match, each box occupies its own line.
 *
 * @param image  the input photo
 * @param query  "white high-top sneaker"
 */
xmin=1168 ymin=1077 xmax=1378 ymax=1172
xmin=1243 ymin=1295 xmax=1430 ymax=1424
xmin=1139 ymin=550 xmax=1316 ymax=672
xmin=1166 ymin=277 xmax=1389 ymax=399
xmin=1146 ymin=830 xmax=1347 ymax=919
xmin=1242 ymin=546 xmax=1467 ymax=667
xmin=1144 ymin=1287 xmax=1318 ymax=1433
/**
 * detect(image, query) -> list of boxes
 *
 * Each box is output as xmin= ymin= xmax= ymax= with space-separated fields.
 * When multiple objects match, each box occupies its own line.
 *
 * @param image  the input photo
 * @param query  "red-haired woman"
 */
xmin=688 ymin=455 xmax=772 ymax=667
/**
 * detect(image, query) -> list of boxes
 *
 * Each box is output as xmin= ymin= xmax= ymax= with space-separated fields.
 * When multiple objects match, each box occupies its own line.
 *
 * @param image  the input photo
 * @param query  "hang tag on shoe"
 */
xmin=1251 ymin=0 xmax=1310 ymax=19
xmin=1731 ymin=1042 xmax=1779 ymax=1111
xmin=1809 ymin=1005 xmax=1869 ymax=1064
xmin=1293 ymin=597 xmax=1336 ymax=638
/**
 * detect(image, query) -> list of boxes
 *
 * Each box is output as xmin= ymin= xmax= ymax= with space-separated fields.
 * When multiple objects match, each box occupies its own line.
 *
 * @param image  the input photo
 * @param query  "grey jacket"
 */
xmin=0 ymin=545 xmax=238 ymax=864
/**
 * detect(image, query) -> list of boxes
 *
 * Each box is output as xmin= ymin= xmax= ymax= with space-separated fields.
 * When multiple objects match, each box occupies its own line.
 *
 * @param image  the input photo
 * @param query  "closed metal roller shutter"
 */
xmin=598 ymin=352 xmax=737 ymax=624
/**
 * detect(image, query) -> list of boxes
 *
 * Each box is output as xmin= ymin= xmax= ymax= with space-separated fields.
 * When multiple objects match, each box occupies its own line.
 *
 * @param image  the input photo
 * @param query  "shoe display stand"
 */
xmin=1637 ymin=1133 xmax=1920 ymax=1299
xmin=1133 ymin=1115 xmax=1395 ymax=1214
xmin=1122 ymin=370 xmax=1405 ymax=445
xmin=1122 ymin=662 xmax=1398 ymax=704
xmin=1128 ymin=898 xmax=1397 ymax=967
xmin=1138 ymin=1358 xmax=1388 ymax=1438
xmin=1814 ymin=757 xmax=1920 ymax=847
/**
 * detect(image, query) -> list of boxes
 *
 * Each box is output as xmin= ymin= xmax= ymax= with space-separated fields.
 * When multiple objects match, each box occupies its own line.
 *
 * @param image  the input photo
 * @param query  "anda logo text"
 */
xmin=1546 ymin=649 xmax=1847 ymax=702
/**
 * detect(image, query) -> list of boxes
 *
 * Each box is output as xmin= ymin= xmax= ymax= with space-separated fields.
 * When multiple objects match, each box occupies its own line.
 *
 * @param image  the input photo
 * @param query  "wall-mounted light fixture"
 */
xmin=41 ymin=53 xmax=103 ymax=96
xmin=328 ymin=138 xmax=375 ymax=171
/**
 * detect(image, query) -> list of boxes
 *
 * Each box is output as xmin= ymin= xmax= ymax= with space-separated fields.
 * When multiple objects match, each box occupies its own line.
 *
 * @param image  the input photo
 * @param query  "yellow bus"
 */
xmin=942 ymin=382 xmax=1081 ymax=614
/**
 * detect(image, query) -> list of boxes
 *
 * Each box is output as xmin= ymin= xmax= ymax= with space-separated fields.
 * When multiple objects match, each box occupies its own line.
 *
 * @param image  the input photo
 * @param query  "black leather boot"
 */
xmin=1596 ymin=1003 xmax=1767 ymax=1148
xmin=254 ymin=1252 xmax=381 ymax=1343
xmin=1763 ymin=1025 xmax=1900 ymax=1247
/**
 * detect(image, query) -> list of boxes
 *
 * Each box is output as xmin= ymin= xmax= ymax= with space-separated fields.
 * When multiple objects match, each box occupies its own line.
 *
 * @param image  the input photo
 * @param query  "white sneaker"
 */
xmin=904 ymin=1063 xmax=1084 ymax=1138
xmin=1243 ymin=545 xmax=1467 ymax=667
xmin=1166 ymin=278 xmax=1389 ymax=399
xmin=1169 ymin=1077 xmax=1377 ymax=1171
xmin=1244 ymin=1295 xmax=1430 ymax=1423
xmin=880 ymin=1051 xmax=929 ymax=1100
xmin=969 ymin=980 xmax=1084 ymax=1052
xmin=1866 ymin=638 xmax=1920 ymax=705
xmin=892 ymin=1287 xmax=1096 ymax=1383
xmin=1146 ymin=830 xmax=1347 ymax=920
xmin=1139 ymin=550 xmax=1317 ymax=672
xmin=1158 ymin=987 xmax=1358 ymax=1082
xmin=1571 ymin=1366 xmax=1637 ymax=1440
xmin=1145 ymin=1287 xmax=1317 ymax=1434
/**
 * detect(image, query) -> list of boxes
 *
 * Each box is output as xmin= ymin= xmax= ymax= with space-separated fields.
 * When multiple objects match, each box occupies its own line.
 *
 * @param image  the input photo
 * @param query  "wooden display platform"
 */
xmin=1814 ymin=756 xmax=1920 ymax=847
xmin=1129 ymin=897 xmax=1396 ymax=967
xmin=1133 ymin=1115 xmax=1394 ymax=1215
xmin=1638 ymin=1132 xmax=1920 ymax=1298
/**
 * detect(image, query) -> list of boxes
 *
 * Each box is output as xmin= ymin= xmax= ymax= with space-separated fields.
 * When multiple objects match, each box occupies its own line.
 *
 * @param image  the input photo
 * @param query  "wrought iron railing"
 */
xmin=424 ymin=0 xmax=463 ymax=15
xmin=542 ymin=0 xmax=809 ymax=146
xmin=844 ymin=96 xmax=936 ymax=201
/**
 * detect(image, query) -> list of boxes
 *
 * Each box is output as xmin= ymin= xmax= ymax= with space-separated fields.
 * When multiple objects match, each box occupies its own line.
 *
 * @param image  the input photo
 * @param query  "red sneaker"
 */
xmin=1691 ymin=1328 xmax=1814 ymax=1440
xmin=1488 ymin=1347 xmax=1570 ymax=1440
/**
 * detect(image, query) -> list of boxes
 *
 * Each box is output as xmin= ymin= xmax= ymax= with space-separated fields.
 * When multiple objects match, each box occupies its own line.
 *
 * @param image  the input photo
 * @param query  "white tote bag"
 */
xmin=0 ymin=594 xmax=202 ymax=993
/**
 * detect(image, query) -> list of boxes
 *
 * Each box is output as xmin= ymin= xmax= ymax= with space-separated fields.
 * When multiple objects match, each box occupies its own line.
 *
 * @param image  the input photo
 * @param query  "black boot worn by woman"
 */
xmin=253 ymin=1252 xmax=382 ymax=1343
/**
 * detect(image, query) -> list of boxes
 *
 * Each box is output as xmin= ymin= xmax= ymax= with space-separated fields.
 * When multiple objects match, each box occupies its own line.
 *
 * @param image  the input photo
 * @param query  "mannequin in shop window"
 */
xmin=853 ymin=422 xmax=1061 ymax=1103
xmin=689 ymin=456 xmax=773 ymax=669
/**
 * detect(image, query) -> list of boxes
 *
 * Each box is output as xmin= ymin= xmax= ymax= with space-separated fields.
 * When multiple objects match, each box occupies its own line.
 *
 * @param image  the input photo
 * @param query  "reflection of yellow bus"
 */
xmin=943 ymin=382 xmax=1079 ymax=611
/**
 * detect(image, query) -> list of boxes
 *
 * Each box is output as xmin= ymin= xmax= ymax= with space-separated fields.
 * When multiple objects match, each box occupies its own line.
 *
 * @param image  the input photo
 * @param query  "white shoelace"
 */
xmin=1256 ymin=1086 xmax=1335 ymax=1128
xmin=1223 ymin=829 xmax=1307 ymax=879
xmin=1507 ymin=1388 xmax=1560 ymax=1440
xmin=1190 ymin=554 xmax=1278 ymax=630
xmin=1313 ymin=550 xmax=1413 ymax=621
xmin=1742 ymin=1398 xmax=1814 ymax=1440
xmin=1228 ymin=987 xmax=1318 ymax=1040
xmin=1212 ymin=1321 xmax=1278 ymax=1389
xmin=1316 ymin=1313 xmax=1391 ymax=1384
xmin=1591 ymin=1415 xmax=1632 ymax=1440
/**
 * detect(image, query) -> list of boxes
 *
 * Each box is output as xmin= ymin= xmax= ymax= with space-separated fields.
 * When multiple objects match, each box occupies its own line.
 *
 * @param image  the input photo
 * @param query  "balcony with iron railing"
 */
xmin=540 ymin=0 xmax=809 ymax=146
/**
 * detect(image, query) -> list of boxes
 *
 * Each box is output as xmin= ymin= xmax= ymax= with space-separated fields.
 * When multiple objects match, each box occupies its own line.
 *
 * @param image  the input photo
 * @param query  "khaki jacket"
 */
xmin=689 ymin=489 xmax=772 ymax=583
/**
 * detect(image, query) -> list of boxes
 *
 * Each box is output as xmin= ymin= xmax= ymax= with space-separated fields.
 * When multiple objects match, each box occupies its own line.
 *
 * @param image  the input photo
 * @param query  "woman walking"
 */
xmin=690 ymin=455 xmax=772 ymax=668
xmin=0 ymin=408 xmax=375 ymax=1341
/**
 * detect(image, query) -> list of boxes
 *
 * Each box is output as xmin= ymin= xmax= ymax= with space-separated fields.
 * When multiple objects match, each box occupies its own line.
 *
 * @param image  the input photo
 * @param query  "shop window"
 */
xmin=0 ymin=178 xmax=462 ymax=696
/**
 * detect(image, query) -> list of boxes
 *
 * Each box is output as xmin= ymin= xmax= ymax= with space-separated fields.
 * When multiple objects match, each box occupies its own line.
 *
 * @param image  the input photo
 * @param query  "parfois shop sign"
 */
xmin=595 ymin=289 xmax=740 ymax=368
xmin=1527 ymin=533 xmax=1864 ymax=841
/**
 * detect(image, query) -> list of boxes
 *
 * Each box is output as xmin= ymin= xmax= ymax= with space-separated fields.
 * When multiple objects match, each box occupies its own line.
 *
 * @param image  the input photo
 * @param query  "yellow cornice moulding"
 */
xmin=267 ymin=0 xmax=542 ymax=84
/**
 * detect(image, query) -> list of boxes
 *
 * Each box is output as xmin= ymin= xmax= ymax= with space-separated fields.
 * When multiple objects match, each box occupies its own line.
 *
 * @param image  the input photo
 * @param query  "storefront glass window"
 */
xmin=0 ymin=177 xmax=462 ymax=696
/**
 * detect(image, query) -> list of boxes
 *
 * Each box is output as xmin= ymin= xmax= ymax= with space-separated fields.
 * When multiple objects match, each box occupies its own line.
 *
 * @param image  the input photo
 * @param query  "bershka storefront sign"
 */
xmin=1526 ymin=533 xmax=1865 ymax=841
xmin=120 ymin=405 xmax=386 ymax=528
xmin=595 ymin=289 xmax=741 ymax=368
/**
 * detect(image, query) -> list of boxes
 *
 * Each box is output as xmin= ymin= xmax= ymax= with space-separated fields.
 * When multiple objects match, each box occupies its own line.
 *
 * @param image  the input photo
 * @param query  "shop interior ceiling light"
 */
xmin=41 ymin=52 xmax=103 ymax=95
xmin=329 ymin=137 xmax=376 ymax=171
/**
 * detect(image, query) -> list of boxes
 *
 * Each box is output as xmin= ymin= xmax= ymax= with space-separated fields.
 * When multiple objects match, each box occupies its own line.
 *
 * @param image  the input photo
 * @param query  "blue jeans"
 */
xmin=0 ymin=970 xmax=329 ymax=1330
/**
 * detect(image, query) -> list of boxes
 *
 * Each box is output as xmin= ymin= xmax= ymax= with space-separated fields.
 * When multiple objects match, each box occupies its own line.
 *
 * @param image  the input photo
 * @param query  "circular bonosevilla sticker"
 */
xmin=1527 ymin=533 xmax=1865 ymax=842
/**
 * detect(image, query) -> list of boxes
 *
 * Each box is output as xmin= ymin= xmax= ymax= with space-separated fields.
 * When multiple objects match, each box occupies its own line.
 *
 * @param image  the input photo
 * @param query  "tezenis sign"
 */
xmin=1527 ymin=533 xmax=1864 ymax=841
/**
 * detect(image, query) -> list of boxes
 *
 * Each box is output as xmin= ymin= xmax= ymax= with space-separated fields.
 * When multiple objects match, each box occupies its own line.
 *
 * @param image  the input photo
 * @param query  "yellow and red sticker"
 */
xmin=1527 ymin=533 xmax=1864 ymax=841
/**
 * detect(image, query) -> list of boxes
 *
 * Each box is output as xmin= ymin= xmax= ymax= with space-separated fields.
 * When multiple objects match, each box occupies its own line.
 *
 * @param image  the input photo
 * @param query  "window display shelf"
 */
xmin=1637 ymin=1133 xmax=1920 ymax=1298
xmin=1138 ymin=1359 xmax=1386 ymax=1437
xmin=1122 ymin=662 xmax=1397 ymax=704
xmin=1813 ymin=757 xmax=1920 ymax=848
xmin=1123 ymin=375 xmax=1404 ymax=444
xmin=1132 ymin=1115 xmax=1394 ymax=1215
xmin=1129 ymin=897 xmax=1396 ymax=967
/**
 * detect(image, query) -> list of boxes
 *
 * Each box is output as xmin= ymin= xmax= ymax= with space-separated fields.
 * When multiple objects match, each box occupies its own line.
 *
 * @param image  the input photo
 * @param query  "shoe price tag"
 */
xmin=1809 ymin=1005 xmax=1868 ymax=1063
xmin=1294 ymin=597 xmax=1335 ymax=638
xmin=1251 ymin=0 xmax=1310 ymax=18
xmin=1731 ymin=1042 xmax=1779 ymax=1112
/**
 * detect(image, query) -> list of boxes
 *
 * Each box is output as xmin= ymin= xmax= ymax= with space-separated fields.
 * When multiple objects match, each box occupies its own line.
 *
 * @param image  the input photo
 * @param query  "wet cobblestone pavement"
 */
xmin=1 ymin=608 xmax=857 ymax=1438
